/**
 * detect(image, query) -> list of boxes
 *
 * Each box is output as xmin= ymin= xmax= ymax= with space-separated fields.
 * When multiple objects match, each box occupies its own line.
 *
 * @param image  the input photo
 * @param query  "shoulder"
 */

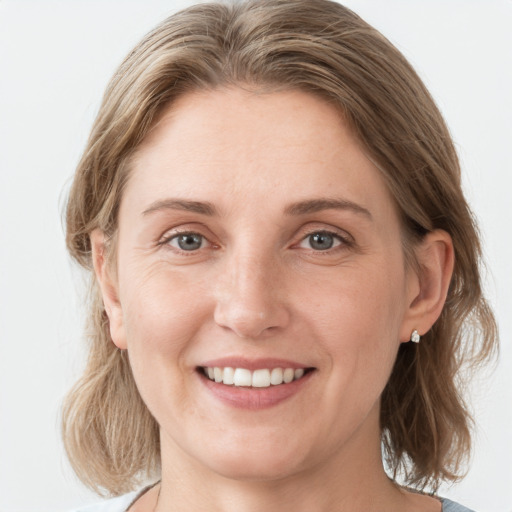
xmin=441 ymin=498 xmax=476 ymax=512
xmin=69 ymin=492 xmax=475 ymax=512
xmin=68 ymin=491 xmax=139 ymax=512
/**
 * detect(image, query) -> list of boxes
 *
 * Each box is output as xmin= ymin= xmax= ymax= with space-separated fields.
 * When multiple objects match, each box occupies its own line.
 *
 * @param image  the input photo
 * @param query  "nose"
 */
xmin=213 ymin=250 xmax=290 ymax=339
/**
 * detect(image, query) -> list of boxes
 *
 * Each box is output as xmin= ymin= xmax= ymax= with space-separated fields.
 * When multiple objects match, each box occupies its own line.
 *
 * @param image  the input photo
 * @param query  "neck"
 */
xmin=153 ymin=407 xmax=407 ymax=512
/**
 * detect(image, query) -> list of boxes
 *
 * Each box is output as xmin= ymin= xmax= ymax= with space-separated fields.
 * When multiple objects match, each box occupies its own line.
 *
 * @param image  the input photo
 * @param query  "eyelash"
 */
xmin=158 ymin=228 xmax=353 ymax=255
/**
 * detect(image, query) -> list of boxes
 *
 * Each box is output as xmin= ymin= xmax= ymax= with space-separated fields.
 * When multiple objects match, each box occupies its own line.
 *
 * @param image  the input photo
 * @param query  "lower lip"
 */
xmin=199 ymin=370 xmax=314 ymax=410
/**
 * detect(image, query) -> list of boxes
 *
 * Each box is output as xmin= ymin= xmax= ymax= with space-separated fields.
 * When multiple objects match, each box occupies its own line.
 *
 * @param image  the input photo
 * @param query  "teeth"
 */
xmin=214 ymin=367 xmax=223 ymax=383
xmin=270 ymin=368 xmax=283 ymax=385
xmin=294 ymin=368 xmax=304 ymax=379
xmin=233 ymin=368 xmax=252 ymax=386
xmin=283 ymin=368 xmax=294 ymax=383
xmin=223 ymin=367 xmax=235 ymax=385
xmin=252 ymin=369 xmax=270 ymax=388
xmin=203 ymin=366 xmax=308 ymax=387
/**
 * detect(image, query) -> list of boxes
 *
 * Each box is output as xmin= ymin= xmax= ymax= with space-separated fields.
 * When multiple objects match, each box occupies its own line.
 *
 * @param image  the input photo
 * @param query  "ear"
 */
xmin=90 ymin=229 xmax=127 ymax=350
xmin=400 ymin=229 xmax=455 ymax=343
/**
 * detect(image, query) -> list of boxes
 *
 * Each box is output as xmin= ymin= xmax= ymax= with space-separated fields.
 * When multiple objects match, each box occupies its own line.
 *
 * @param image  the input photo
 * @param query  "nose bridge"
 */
xmin=213 ymin=240 xmax=288 ymax=338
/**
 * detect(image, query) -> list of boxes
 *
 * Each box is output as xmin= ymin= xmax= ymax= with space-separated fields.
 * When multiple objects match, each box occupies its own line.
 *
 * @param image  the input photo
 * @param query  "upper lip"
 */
xmin=198 ymin=357 xmax=311 ymax=371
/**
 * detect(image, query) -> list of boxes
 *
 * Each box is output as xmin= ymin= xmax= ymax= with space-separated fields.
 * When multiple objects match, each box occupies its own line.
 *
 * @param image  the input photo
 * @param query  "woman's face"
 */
xmin=102 ymin=88 xmax=420 ymax=480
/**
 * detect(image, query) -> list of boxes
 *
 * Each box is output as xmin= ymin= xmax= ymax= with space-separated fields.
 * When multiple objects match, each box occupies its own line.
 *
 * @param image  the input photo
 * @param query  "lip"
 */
xmin=199 ymin=357 xmax=309 ymax=371
xmin=197 ymin=360 xmax=315 ymax=410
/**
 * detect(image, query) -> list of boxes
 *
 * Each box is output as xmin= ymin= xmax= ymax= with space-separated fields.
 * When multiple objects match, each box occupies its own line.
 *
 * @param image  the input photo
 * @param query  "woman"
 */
xmin=63 ymin=1 xmax=498 ymax=511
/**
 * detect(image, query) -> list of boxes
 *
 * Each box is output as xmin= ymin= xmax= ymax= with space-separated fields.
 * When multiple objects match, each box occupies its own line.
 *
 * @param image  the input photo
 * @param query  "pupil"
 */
xmin=178 ymin=234 xmax=202 ymax=251
xmin=310 ymin=232 xmax=333 ymax=250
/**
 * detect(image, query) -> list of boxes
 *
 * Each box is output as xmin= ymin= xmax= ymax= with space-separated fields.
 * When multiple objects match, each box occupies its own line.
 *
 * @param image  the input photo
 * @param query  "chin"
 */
xmin=210 ymin=458 xmax=304 ymax=482
xmin=196 ymin=438 xmax=310 ymax=482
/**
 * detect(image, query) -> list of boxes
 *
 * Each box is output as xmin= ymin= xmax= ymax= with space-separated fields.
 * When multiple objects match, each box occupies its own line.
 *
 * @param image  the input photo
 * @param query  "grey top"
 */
xmin=70 ymin=491 xmax=476 ymax=512
xmin=442 ymin=498 xmax=476 ymax=512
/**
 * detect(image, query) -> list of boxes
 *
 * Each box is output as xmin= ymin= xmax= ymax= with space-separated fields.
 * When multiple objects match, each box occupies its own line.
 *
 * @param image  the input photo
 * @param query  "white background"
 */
xmin=0 ymin=1 xmax=511 ymax=511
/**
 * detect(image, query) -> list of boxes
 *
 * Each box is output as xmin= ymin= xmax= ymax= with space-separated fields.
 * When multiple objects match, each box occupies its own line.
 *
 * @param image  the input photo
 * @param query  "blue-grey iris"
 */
xmin=309 ymin=232 xmax=334 ymax=250
xmin=177 ymin=233 xmax=203 ymax=251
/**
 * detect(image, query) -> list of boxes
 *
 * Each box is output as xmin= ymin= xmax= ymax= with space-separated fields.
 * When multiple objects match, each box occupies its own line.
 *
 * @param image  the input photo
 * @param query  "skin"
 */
xmin=92 ymin=88 xmax=454 ymax=512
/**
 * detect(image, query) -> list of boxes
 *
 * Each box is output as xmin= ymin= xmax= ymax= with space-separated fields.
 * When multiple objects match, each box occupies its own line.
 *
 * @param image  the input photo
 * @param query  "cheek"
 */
xmin=121 ymin=262 xmax=209 ymax=348
xmin=117 ymin=264 xmax=211 ymax=401
xmin=303 ymin=258 xmax=406 ymax=338
xmin=300 ymin=259 xmax=406 ymax=391
xmin=117 ymin=265 xmax=215 ymax=426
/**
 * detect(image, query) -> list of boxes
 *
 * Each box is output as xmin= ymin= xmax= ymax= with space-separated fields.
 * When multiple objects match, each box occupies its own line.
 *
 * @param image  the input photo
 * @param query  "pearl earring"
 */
xmin=410 ymin=329 xmax=420 ymax=343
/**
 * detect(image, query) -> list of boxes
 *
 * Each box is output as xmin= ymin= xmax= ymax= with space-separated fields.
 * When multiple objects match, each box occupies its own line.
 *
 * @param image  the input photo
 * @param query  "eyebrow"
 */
xmin=142 ymin=199 xmax=217 ymax=216
xmin=284 ymin=198 xmax=372 ymax=219
xmin=142 ymin=197 xmax=372 ymax=219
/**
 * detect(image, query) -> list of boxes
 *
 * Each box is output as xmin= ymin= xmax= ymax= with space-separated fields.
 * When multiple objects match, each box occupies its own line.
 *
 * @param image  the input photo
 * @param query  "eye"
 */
xmin=299 ymin=231 xmax=344 ymax=251
xmin=167 ymin=232 xmax=207 ymax=251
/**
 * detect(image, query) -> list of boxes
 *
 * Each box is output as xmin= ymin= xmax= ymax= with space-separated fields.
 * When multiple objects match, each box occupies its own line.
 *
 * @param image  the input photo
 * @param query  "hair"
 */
xmin=62 ymin=0 xmax=498 ymax=497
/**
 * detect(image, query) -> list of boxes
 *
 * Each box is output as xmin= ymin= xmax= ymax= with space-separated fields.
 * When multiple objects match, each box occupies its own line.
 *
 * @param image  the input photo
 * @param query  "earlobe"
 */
xmin=90 ymin=229 xmax=127 ymax=350
xmin=400 ymin=230 xmax=455 ymax=343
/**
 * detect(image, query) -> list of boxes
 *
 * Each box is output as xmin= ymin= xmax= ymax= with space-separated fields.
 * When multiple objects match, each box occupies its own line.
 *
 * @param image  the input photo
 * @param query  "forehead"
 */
xmin=135 ymin=88 xmax=353 ymax=166
xmin=123 ymin=87 xmax=397 ymax=222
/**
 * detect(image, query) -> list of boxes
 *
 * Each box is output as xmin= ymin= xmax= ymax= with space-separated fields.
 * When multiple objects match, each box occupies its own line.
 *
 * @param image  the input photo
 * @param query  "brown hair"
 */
xmin=62 ymin=0 xmax=498 ymax=496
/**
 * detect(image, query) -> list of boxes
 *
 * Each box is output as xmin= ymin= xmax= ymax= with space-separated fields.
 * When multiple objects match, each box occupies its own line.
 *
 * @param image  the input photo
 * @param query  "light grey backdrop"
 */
xmin=0 ymin=1 xmax=511 ymax=511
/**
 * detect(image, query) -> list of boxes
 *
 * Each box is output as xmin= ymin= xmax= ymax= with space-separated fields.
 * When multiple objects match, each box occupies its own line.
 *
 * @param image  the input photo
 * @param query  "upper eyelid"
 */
xmin=301 ymin=230 xmax=346 ymax=241
xmin=298 ymin=225 xmax=353 ymax=242
xmin=158 ymin=225 xmax=212 ymax=243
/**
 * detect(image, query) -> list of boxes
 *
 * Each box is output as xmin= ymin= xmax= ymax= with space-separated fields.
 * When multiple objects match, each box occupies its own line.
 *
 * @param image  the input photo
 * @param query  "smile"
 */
xmin=201 ymin=367 xmax=309 ymax=387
